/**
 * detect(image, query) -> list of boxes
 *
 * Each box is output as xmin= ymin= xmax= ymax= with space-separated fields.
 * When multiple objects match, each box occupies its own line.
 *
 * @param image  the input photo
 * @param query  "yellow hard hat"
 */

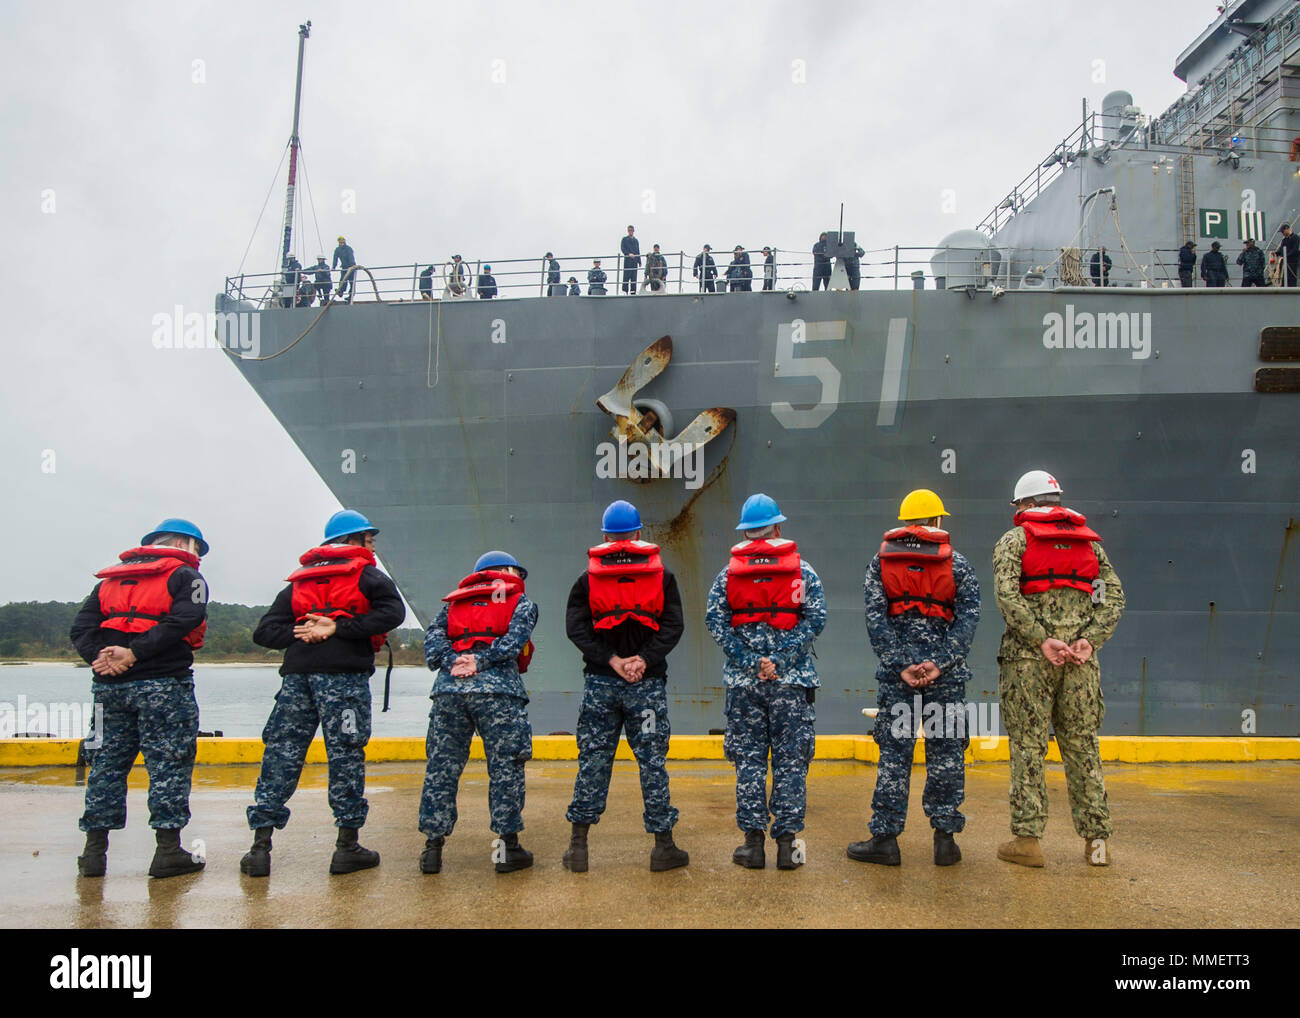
xmin=337 ymin=235 xmax=346 ymax=243
xmin=898 ymin=488 xmax=949 ymax=521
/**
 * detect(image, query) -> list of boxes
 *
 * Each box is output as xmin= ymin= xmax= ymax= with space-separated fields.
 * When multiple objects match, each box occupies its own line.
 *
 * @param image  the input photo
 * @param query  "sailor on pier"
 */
xmin=419 ymin=551 xmax=537 ymax=875
xmin=241 ymin=510 xmax=403 ymax=877
xmin=849 ymin=489 xmax=980 ymax=867
xmin=993 ymin=471 xmax=1125 ymax=868
xmin=562 ymin=500 xmax=689 ymax=872
xmin=70 ymin=518 xmax=211 ymax=879
xmin=706 ymin=494 xmax=826 ymax=870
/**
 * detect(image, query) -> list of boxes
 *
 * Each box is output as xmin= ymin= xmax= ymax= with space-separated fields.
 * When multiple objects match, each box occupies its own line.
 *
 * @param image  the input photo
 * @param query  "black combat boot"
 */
xmin=732 ymin=830 xmax=765 ymax=869
xmin=846 ymin=834 xmax=901 ymax=866
xmin=77 ymin=830 xmax=108 ymax=878
xmin=329 ymin=826 xmax=380 ymax=875
xmin=650 ymin=830 xmax=689 ymax=872
xmin=148 ymin=828 xmax=205 ymax=878
xmin=239 ymin=827 xmax=273 ymax=877
xmin=420 ymin=836 xmax=444 ymax=874
xmin=934 ymin=829 xmax=961 ymax=866
xmin=775 ymin=833 xmax=802 ymax=870
xmin=495 ymin=832 xmax=534 ymax=874
xmin=562 ymin=822 xmax=589 ymax=873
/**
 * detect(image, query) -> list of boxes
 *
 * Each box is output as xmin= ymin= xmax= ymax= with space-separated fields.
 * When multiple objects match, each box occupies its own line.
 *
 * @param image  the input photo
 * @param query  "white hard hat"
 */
xmin=1012 ymin=469 xmax=1062 ymax=504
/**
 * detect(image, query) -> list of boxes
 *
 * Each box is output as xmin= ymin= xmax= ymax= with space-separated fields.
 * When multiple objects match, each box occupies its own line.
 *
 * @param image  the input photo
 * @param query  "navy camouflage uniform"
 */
xmin=247 ymin=672 xmax=375 ymax=829
xmin=70 ymin=561 xmax=207 ymax=832
xmin=247 ymin=565 xmax=404 ymax=830
xmin=864 ymin=552 xmax=980 ymax=836
xmin=705 ymin=561 xmax=826 ymax=837
xmin=419 ymin=597 xmax=538 ymax=838
xmin=564 ymin=571 xmax=685 ymax=833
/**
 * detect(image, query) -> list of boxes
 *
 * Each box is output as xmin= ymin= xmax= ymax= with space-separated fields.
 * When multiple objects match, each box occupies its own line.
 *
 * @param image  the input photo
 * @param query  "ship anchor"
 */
xmin=595 ymin=335 xmax=736 ymax=479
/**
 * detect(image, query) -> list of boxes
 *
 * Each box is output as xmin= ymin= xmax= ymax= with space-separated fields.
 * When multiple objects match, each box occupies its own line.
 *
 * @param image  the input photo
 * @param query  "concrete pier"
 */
xmin=1 ymin=759 xmax=1296 ymax=928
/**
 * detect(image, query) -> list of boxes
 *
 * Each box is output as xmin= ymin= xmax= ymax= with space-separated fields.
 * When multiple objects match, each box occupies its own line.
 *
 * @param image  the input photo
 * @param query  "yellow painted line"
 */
xmin=1 ymin=735 xmax=1298 ymax=768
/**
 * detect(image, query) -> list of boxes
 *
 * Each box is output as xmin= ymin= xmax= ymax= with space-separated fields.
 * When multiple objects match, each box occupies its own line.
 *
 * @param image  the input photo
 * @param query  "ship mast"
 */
xmin=279 ymin=20 xmax=311 ymax=270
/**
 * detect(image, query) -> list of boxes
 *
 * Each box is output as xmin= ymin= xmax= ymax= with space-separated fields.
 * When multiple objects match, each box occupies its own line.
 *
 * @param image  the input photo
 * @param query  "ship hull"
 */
xmin=220 ymin=288 xmax=1300 ymax=736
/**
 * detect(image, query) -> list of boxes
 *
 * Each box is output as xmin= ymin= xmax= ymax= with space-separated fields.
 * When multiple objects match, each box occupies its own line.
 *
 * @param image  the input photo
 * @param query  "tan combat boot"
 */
xmin=997 ymin=835 xmax=1045 ymax=867
xmin=1085 ymin=838 xmax=1111 ymax=866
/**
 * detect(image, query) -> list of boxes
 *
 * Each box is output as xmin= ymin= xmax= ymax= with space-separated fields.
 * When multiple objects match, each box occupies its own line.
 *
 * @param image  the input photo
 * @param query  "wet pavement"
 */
xmin=1 ymin=760 xmax=1296 ymax=928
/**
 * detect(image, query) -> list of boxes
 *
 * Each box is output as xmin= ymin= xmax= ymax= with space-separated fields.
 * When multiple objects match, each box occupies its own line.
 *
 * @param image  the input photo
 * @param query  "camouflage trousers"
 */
xmin=247 ymin=672 xmax=372 ymax=830
xmin=419 ymin=693 xmax=532 ymax=838
xmin=869 ymin=678 xmax=968 ymax=837
xmin=80 ymin=678 xmax=198 ymax=832
xmin=723 ymin=683 xmax=816 ymax=837
xmin=566 ymin=675 xmax=679 ymax=833
xmin=999 ymin=656 xmax=1112 ymax=840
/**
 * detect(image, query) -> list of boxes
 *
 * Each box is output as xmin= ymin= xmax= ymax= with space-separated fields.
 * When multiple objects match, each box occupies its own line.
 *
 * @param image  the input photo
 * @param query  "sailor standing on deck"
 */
xmin=562 ymin=500 xmax=689 ymax=872
xmin=314 ymin=255 xmax=333 ymax=303
xmin=1178 ymin=241 xmax=1198 ymax=288
xmin=588 ymin=259 xmax=608 ymax=295
xmin=332 ymin=235 xmax=356 ymax=302
xmin=70 ymin=518 xmax=211 ymax=879
xmin=240 ymin=510 xmax=404 ymax=877
xmin=848 ymin=490 xmax=979 ymax=867
xmin=693 ymin=244 xmax=717 ymax=292
xmin=419 ymin=551 xmax=538 ymax=875
xmin=993 ymin=471 xmax=1125 ymax=868
xmin=705 ymin=494 xmax=826 ymax=870
xmin=620 ymin=225 xmax=641 ymax=294
xmin=1279 ymin=225 xmax=1299 ymax=287
xmin=812 ymin=233 xmax=831 ymax=291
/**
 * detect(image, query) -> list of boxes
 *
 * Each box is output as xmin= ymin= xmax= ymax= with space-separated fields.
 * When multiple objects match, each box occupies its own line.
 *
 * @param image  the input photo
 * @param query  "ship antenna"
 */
xmin=839 ymin=202 xmax=844 ymax=242
xmin=279 ymin=20 xmax=312 ymax=270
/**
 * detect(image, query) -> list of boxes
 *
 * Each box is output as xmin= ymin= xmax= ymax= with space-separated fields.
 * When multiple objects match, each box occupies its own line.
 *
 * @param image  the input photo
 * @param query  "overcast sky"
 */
xmin=1 ymin=0 xmax=1216 ymax=607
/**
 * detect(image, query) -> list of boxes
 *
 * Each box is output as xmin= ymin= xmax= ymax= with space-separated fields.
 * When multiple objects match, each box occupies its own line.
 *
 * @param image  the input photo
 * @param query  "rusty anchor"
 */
xmin=596 ymin=335 xmax=736 ymax=477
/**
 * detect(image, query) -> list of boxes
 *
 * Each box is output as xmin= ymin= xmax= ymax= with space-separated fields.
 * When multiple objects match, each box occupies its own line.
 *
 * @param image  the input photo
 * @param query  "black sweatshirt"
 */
xmin=565 ymin=571 xmax=684 ymax=679
xmin=69 ymin=567 xmax=207 ymax=683
xmin=254 ymin=566 xmax=406 ymax=677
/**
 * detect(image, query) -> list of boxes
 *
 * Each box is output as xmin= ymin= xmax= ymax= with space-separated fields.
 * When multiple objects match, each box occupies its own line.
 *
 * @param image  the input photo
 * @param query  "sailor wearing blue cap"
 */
xmin=70 ymin=518 xmax=211 ymax=879
xmin=561 ymin=500 xmax=689 ymax=873
xmin=240 ymin=509 xmax=405 ymax=877
xmin=418 ymin=550 xmax=539 ymax=876
xmin=705 ymin=494 xmax=826 ymax=870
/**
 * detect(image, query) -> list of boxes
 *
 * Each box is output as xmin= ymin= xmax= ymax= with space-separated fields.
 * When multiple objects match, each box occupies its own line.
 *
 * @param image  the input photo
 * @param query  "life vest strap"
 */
xmin=1021 ymin=570 xmax=1092 ymax=584
xmin=884 ymin=593 xmax=955 ymax=609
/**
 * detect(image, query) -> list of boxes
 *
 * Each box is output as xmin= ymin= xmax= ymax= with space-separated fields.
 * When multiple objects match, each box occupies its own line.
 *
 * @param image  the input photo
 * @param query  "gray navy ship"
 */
xmin=218 ymin=2 xmax=1300 ymax=736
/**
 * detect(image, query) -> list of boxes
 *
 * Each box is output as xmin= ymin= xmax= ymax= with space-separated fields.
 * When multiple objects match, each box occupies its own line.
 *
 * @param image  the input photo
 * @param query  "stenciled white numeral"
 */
xmin=770 ymin=320 xmax=846 ymax=429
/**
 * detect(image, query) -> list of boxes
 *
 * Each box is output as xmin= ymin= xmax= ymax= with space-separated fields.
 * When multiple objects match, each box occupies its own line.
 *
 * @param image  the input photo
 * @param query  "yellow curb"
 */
xmin=1 ymin=735 xmax=1298 ymax=767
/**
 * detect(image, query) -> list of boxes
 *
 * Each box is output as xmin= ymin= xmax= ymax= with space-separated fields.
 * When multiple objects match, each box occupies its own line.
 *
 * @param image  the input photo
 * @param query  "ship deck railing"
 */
xmin=225 ymin=244 xmax=1289 ymax=306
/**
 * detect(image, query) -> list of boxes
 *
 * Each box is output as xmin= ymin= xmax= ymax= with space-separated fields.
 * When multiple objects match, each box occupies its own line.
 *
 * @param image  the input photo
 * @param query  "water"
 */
xmin=0 ymin=664 xmax=600 ymax=738
xmin=1 ymin=663 xmax=889 ymax=738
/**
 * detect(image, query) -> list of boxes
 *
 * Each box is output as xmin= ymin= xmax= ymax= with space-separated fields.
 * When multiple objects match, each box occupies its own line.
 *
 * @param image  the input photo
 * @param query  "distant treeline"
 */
xmin=0 ymin=601 xmax=428 ymax=665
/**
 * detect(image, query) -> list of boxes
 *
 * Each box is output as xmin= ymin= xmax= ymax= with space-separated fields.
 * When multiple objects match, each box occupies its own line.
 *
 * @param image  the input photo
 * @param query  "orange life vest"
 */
xmin=96 ymin=546 xmax=207 ymax=648
xmin=878 ymin=526 xmax=956 ymax=621
xmin=726 ymin=538 xmax=803 ymax=629
xmin=587 ymin=540 xmax=664 ymax=631
xmin=442 ymin=569 xmax=534 ymax=673
xmin=287 ymin=545 xmax=388 ymax=652
xmin=1015 ymin=506 xmax=1101 ymax=595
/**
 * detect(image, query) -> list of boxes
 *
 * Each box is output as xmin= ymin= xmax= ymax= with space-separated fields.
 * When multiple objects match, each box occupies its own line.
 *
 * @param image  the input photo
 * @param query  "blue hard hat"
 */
xmin=141 ymin=517 xmax=209 ymax=557
xmin=323 ymin=509 xmax=379 ymax=543
xmin=474 ymin=550 xmax=527 ymax=580
xmin=735 ymin=493 xmax=787 ymax=531
xmin=601 ymin=500 xmax=642 ymax=534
